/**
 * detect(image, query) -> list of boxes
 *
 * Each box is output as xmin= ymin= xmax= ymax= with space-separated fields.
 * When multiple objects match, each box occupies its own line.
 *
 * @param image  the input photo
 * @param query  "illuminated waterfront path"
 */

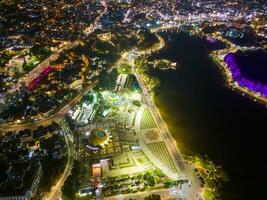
xmin=142 ymin=30 xmax=267 ymax=199
xmin=130 ymin=57 xmax=203 ymax=200
xmin=149 ymin=24 xmax=267 ymax=107
xmin=117 ymin=26 xmax=267 ymax=199
xmin=185 ymin=24 xmax=267 ymax=106
xmin=210 ymin=47 xmax=267 ymax=106
xmin=113 ymin=31 xmax=204 ymax=199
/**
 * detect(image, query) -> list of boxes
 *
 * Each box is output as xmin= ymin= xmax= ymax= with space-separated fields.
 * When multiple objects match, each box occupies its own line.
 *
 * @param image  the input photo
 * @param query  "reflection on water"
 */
xmin=150 ymin=31 xmax=267 ymax=200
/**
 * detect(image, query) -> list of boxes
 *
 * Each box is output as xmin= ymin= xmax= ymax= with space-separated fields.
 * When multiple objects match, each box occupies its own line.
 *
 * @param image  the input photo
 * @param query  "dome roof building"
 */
xmin=86 ymin=128 xmax=111 ymax=150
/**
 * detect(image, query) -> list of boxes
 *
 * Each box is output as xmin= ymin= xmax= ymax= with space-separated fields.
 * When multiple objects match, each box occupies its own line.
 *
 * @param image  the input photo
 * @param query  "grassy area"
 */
xmin=97 ymin=69 xmax=118 ymax=90
xmin=137 ymin=157 xmax=149 ymax=164
xmin=134 ymin=57 xmax=160 ymax=91
xmin=204 ymin=189 xmax=216 ymax=200
xmin=118 ymin=63 xmax=132 ymax=74
xmin=22 ymin=55 xmax=39 ymax=72
xmin=102 ymin=169 xmax=168 ymax=197
xmin=184 ymin=154 xmax=229 ymax=199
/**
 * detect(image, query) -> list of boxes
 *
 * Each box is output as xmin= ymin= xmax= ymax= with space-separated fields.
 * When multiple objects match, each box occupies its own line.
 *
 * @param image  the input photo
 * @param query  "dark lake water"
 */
xmin=149 ymin=31 xmax=267 ymax=200
xmin=234 ymin=50 xmax=267 ymax=85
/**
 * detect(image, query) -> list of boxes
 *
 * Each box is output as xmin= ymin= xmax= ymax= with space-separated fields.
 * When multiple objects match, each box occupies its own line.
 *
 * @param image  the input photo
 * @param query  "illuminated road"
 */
xmin=0 ymin=80 xmax=98 ymax=132
xmin=6 ymin=0 xmax=107 ymax=95
xmin=11 ymin=0 xmax=109 ymax=93
xmin=43 ymin=1 xmax=108 ymax=199
xmin=9 ymin=41 xmax=81 ymax=94
xmin=0 ymin=0 xmax=109 ymax=132
xmin=44 ymin=121 xmax=74 ymax=200
xmin=83 ymin=0 xmax=108 ymax=36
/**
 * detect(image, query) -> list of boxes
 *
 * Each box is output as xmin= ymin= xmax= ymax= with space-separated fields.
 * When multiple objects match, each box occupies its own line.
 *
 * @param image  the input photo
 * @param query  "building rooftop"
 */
xmin=0 ymin=161 xmax=41 ymax=197
xmin=87 ymin=128 xmax=110 ymax=150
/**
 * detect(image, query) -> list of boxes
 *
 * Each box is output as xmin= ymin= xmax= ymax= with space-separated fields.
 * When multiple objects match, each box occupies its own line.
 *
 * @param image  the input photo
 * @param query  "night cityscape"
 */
xmin=0 ymin=0 xmax=266 ymax=200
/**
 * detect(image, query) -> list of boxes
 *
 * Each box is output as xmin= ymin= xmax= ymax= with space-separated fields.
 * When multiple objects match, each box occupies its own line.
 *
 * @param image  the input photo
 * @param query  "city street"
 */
xmin=0 ymin=80 xmax=98 ymax=132
xmin=44 ymin=120 xmax=74 ymax=200
xmin=1 ymin=1 xmax=266 ymax=200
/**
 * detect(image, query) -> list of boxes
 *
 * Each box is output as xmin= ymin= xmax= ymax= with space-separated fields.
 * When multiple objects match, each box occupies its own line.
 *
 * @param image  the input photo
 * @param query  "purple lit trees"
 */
xmin=27 ymin=66 xmax=54 ymax=90
xmin=224 ymin=53 xmax=267 ymax=97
